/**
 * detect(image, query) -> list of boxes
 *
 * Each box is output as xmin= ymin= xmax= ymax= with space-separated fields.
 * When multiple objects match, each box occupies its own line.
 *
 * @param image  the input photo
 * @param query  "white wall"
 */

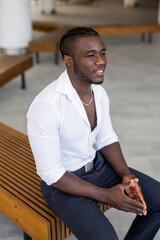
xmin=0 ymin=0 xmax=32 ymax=53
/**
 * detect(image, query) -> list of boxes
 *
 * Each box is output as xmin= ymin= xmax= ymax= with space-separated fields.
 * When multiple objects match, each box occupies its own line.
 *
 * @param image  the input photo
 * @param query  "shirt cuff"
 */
xmin=96 ymin=135 xmax=119 ymax=150
xmin=38 ymin=166 xmax=66 ymax=185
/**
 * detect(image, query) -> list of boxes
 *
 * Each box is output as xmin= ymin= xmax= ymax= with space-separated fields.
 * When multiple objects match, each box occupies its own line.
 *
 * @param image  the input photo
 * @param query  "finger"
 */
xmin=121 ymin=182 xmax=147 ymax=211
xmin=127 ymin=191 xmax=147 ymax=213
xmin=126 ymin=180 xmax=147 ymax=208
xmin=124 ymin=196 xmax=147 ymax=215
xmin=134 ymin=195 xmax=147 ymax=214
xmin=132 ymin=183 xmax=147 ymax=207
xmin=120 ymin=199 xmax=147 ymax=215
xmin=136 ymin=192 xmax=147 ymax=208
xmin=125 ymin=194 xmax=146 ymax=210
xmin=123 ymin=205 xmax=144 ymax=215
xmin=133 ymin=178 xmax=139 ymax=183
xmin=122 ymin=180 xmax=134 ymax=190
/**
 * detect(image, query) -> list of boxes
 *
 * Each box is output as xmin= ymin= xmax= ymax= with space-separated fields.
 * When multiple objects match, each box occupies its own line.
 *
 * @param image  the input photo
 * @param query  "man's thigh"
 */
xmin=96 ymin=153 xmax=160 ymax=211
xmin=41 ymin=180 xmax=118 ymax=240
xmin=129 ymin=168 xmax=160 ymax=212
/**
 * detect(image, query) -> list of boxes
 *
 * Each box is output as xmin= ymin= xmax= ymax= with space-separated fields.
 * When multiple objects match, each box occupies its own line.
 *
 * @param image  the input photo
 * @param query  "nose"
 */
xmin=95 ymin=54 xmax=107 ymax=65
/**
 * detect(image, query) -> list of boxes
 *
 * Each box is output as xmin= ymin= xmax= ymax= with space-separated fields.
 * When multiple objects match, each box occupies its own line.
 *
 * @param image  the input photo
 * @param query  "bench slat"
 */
xmin=1 ymin=159 xmax=73 ymax=239
xmin=92 ymin=24 xmax=160 ymax=35
xmin=0 ymin=187 xmax=52 ymax=240
xmin=32 ymin=21 xmax=58 ymax=32
xmin=1 ymin=180 xmax=62 ymax=240
xmin=1 ymin=132 xmax=34 ymax=157
xmin=1 ymin=144 xmax=36 ymax=168
xmin=0 ymin=55 xmax=33 ymax=87
xmin=0 ymin=123 xmax=28 ymax=141
xmin=1 ymin=173 xmax=47 ymax=209
xmin=1 ymin=151 xmax=39 ymax=182
xmin=1 ymin=167 xmax=42 ymax=197
xmin=1 ymin=157 xmax=40 ymax=186
xmin=29 ymin=26 xmax=72 ymax=53
xmin=1 ymin=180 xmax=55 ymax=221
xmin=1 ymin=132 xmax=32 ymax=152
xmin=1 ymin=160 xmax=40 ymax=191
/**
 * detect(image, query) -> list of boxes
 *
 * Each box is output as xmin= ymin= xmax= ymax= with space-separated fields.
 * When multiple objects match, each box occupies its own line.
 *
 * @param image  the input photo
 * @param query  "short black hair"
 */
xmin=60 ymin=27 xmax=99 ymax=59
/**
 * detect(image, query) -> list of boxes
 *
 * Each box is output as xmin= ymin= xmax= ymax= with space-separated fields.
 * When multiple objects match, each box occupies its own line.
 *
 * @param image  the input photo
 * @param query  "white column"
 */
xmin=39 ymin=0 xmax=56 ymax=14
xmin=158 ymin=0 xmax=160 ymax=24
xmin=0 ymin=0 xmax=32 ymax=55
xmin=123 ymin=0 xmax=139 ymax=7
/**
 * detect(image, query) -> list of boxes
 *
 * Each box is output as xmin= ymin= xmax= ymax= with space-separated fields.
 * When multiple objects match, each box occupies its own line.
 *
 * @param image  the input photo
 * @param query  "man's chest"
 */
xmin=59 ymin=99 xmax=98 ymax=141
xmin=83 ymin=99 xmax=97 ymax=132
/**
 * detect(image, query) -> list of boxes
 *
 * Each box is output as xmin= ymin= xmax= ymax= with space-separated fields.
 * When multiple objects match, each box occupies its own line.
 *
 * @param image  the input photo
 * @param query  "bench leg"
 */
xmin=21 ymin=73 xmax=26 ymax=89
xmin=141 ymin=33 xmax=146 ymax=42
xmin=23 ymin=232 xmax=32 ymax=240
xmin=55 ymin=51 xmax=59 ymax=65
xmin=35 ymin=52 xmax=40 ymax=64
xmin=148 ymin=33 xmax=152 ymax=43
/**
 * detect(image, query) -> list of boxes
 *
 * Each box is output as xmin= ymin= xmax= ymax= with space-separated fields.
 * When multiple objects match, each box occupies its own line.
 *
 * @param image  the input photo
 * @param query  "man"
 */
xmin=27 ymin=27 xmax=160 ymax=240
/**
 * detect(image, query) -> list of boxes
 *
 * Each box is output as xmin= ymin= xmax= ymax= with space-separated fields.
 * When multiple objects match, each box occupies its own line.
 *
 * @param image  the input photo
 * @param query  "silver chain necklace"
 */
xmin=80 ymin=90 xmax=93 ymax=106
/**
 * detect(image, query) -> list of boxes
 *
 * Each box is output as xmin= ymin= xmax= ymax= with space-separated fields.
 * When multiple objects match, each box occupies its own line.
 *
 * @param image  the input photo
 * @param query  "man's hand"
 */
xmin=122 ymin=174 xmax=147 ymax=215
xmin=104 ymin=181 xmax=147 ymax=216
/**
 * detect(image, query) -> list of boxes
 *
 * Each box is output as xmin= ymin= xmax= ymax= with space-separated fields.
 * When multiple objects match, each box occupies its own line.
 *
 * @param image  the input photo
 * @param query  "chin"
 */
xmin=93 ymin=80 xmax=104 ymax=85
xmin=92 ymin=77 xmax=104 ymax=85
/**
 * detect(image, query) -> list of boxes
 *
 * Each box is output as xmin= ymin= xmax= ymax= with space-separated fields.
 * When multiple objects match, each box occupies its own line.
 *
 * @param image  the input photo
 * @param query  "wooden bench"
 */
xmin=92 ymin=24 xmax=160 ymax=43
xmin=69 ymin=0 xmax=93 ymax=3
xmin=29 ymin=22 xmax=160 ymax=65
xmin=0 ymin=122 xmax=110 ymax=240
xmin=29 ymin=23 xmax=72 ymax=64
xmin=32 ymin=21 xmax=58 ymax=32
xmin=0 ymin=54 xmax=33 ymax=89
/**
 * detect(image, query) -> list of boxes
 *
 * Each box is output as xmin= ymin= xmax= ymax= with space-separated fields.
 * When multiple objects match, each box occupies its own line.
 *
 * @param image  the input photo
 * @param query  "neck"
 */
xmin=67 ymin=70 xmax=92 ymax=97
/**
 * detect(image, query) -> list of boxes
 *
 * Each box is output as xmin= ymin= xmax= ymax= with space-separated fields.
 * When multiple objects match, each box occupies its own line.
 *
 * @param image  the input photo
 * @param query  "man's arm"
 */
xmin=52 ymin=169 xmax=147 ymax=216
xmin=100 ymin=142 xmax=147 ymax=210
xmin=100 ymin=142 xmax=132 ymax=178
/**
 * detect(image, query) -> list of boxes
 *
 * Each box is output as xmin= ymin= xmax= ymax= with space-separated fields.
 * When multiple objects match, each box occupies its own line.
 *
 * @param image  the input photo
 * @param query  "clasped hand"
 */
xmin=106 ymin=175 xmax=147 ymax=216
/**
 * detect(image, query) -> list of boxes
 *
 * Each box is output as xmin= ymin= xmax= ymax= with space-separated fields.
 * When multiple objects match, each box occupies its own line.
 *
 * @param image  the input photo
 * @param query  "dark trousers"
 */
xmin=41 ymin=151 xmax=160 ymax=240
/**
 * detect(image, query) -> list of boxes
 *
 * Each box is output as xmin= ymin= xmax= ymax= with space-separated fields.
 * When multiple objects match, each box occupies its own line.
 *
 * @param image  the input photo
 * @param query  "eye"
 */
xmin=86 ymin=55 xmax=95 ymax=57
xmin=101 ymin=52 xmax=106 ymax=56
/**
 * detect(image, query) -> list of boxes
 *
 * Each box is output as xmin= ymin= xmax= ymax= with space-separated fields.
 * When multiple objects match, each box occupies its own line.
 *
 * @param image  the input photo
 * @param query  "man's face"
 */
xmin=71 ymin=36 xmax=107 ymax=85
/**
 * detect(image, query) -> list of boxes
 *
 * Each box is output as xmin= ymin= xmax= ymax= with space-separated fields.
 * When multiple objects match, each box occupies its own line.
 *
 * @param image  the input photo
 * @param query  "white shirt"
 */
xmin=27 ymin=70 xmax=118 ymax=185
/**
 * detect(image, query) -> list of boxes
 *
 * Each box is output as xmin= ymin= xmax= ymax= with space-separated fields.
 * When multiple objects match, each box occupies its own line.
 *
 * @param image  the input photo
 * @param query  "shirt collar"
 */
xmin=55 ymin=69 xmax=102 ymax=130
xmin=55 ymin=69 xmax=102 ymax=99
xmin=55 ymin=70 xmax=75 ymax=101
xmin=55 ymin=70 xmax=91 ymax=127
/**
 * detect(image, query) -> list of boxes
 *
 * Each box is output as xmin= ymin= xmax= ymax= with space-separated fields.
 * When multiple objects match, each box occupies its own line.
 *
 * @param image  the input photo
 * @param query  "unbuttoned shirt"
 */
xmin=27 ymin=70 xmax=118 ymax=185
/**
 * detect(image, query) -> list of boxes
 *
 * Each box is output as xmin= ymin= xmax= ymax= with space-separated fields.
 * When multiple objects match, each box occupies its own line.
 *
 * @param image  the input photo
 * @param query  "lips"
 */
xmin=95 ymin=69 xmax=105 ymax=77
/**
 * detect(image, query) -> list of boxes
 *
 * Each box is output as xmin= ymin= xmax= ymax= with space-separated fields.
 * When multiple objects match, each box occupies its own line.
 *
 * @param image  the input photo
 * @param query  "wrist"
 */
xmin=123 ymin=173 xmax=135 ymax=179
xmin=122 ymin=173 xmax=136 ymax=184
xmin=94 ymin=187 xmax=109 ymax=203
xmin=119 ymin=168 xmax=135 ymax=179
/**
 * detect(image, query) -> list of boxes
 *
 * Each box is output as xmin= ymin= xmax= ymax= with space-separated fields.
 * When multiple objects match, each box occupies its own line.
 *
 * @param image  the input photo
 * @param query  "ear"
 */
xmin=64 ymin=55 xmax=72 ymax=68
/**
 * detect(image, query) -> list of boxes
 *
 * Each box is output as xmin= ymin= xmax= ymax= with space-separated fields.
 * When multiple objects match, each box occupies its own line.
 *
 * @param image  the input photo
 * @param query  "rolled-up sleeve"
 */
xmin=27 ymin=101 xmax=66 ymax=185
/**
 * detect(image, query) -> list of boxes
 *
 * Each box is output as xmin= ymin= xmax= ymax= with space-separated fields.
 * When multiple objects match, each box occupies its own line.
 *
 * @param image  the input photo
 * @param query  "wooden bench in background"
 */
xmin=0 ymin=54 xmax=33 ymax=89
xmin=92 ymin=24 xmax=160 ymax=43
xmin=0 ymin=122 xmax=110 ymax=240
xmin=29 ymin=22 xmax=72 ymax=64
xmin=68 ymin=0 xmax=93 ymax=3
xmin=29 ymin=22 xmax=160 ymax=65
xmin=32 ymin=21 xmax=58 ymax=32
